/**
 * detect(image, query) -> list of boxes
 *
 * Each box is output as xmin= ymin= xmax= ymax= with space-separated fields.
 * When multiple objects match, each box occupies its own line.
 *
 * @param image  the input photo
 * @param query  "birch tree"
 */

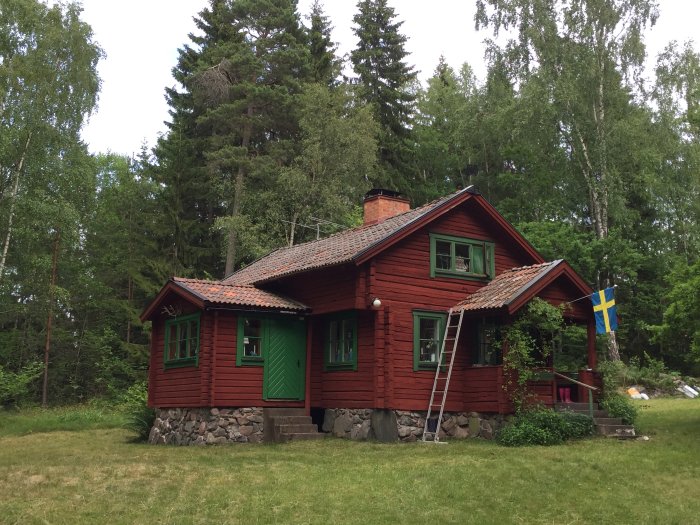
xmin=0 ymin=0 xmax=101 ymax=282
xmin=475 ymin=0 xmax=659 ymax=359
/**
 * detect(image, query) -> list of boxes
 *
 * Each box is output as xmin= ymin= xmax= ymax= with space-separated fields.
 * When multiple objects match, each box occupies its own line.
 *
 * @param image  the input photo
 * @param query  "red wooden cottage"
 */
xmin=141 ymin=187 xmax=599 ymax=444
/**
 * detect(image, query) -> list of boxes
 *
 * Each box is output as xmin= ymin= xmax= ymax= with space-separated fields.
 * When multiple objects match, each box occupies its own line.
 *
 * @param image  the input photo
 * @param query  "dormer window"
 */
xmin=430 ymin=233 xmax=495 ymax=280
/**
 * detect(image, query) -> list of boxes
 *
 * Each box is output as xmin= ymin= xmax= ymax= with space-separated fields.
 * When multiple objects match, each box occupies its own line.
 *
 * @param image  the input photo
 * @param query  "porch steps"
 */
xmin=555 ymin=402 xmax=636 ymax=439
xmin=263 ymin=408 xmax=325 ymax=443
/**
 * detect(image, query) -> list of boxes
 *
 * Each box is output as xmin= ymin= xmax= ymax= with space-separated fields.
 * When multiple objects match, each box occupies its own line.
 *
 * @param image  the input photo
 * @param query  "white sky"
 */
xmin=78 ymin=0 xmax=699 ymax=157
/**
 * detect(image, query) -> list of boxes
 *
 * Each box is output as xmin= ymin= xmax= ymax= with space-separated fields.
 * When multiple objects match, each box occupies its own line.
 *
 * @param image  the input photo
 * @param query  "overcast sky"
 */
xmin=78 ymin=0 xmax=699 ymax=157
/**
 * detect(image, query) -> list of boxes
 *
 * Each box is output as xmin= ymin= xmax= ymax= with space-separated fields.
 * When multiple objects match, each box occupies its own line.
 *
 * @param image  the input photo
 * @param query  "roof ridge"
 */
xmin=501 ymin=260 xmax=559 ymax=274
xmin=223 ymin=186 xmax=473 ymax=285
xmin=173 ymin=277 xmax=255 ymax=288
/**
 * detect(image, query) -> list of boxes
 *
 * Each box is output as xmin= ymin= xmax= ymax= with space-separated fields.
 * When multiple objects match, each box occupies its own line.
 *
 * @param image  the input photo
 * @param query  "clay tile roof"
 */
xmin=224 ymin=188 xmax=473 ymax=285
xmin=455 ymin=260 xmax=562 ymax=312
xmin=172 ymin=277 xmax=309 ymax=312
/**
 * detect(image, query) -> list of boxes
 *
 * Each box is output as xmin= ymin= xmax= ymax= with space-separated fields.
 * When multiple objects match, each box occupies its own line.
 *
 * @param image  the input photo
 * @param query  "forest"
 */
xmin=0 ymin=0 xmax=698 ymax=406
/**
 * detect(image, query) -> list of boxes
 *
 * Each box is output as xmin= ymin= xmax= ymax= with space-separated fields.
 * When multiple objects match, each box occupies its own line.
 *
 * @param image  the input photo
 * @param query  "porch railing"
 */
xmin=553 ymin=371 xmax=599 ymax=418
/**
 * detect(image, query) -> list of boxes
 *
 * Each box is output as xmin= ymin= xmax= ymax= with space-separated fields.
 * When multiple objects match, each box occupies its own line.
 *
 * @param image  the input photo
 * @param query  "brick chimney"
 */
xmin=363 ymin=189 xmax=410 ymax=225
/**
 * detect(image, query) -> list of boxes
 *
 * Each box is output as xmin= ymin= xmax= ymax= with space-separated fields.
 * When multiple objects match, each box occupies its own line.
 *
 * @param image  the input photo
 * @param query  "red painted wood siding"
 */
xmin=367 ymin=201 xmax=538 ymax=413
xmin=537 ymin=278 xmax=590 ymax=319
xmin=309 ymin=312 xmax=377 ymax=408
xmin=149 ymin=296 xmax=208 ymax=408
xmin=150 ymin=307 xmax=304 ymax=408
xmin=211 ymin=311 xmax=304 ymax=408
xmin=270 ymin=265 xmax=359 ymax=315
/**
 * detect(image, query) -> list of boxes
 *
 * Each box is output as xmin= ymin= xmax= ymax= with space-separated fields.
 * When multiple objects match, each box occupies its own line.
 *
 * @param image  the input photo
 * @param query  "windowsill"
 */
xmin=415 ymin=362 xmax=447 ymax=371
xmin=433 ymin=270 xmax=490 ymax=281
xmin=164 ymin=358 xmax=198 ymax=369
xmin=324 ymin=362 xmax=356 ymax=372
xmin=238 ymin=356 xmax=264 ymax=366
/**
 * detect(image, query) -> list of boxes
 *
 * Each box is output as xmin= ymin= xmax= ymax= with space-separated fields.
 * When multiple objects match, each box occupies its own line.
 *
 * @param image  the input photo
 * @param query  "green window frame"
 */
xmin=413 ymin=311 xmax=447 ymax=371
xmin=164 ymin=313 xmax=200 ymax=369
xmin=237 ymin=316 xmax=265 ymax=366
xmin=430 ymin=233 xmax=495 ymax=280
xmin=323 ymin=313 xmax=358 ymax=371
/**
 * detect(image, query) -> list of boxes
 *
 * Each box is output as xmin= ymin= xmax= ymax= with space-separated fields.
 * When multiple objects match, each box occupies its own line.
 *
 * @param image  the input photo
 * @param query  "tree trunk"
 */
xmin=42 ymin=229 xmax=60 ymax=408
xmin=288 ymin=211 xmax=298 ymax=247
xmin=0 ymin=132 xmax=32 ymax=283
xmin=224 ymin=103 xmax=254 ymax=277
xmin=126 ymin=275 xmax=132 ymax=344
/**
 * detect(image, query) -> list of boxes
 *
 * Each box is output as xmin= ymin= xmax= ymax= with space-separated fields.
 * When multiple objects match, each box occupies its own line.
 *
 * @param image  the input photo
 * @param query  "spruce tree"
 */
xmin=306 ymin=1 xmax=340 ymax=86
xmin=350 ymin=0 xmax=417 ymax=191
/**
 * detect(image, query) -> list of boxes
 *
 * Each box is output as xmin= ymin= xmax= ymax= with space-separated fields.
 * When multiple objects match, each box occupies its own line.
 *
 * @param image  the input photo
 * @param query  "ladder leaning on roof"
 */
xmin=421 ymin=307 xmax=465 ymax=443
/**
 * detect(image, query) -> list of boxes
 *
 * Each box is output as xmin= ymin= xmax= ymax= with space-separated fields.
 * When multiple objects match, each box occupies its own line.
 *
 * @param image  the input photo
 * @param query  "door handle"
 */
xmin=297 ymin=359 xmax=300 ymax=367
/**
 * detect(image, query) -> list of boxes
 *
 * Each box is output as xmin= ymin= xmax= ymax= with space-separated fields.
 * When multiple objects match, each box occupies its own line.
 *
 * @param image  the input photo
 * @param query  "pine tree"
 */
xmin=350 ymin=0 xmax=417 ymax=192
xmin=155 ymin=0 xmax=312 ymax=277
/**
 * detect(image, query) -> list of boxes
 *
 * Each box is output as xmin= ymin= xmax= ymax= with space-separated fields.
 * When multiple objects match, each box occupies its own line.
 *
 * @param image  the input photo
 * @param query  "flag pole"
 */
xmin=563 ymin=284 xmax=618 ymax=307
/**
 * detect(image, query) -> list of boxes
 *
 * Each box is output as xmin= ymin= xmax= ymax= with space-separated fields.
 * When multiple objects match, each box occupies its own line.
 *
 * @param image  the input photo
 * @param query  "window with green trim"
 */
xmin=324 ymin=314 xmax=357 ymax=371
xmin=237 ymin=317 xmax=265 ymax=366
xmin=164 ymin=313 xmax=200 ymax=368
xmin=413 ymin=311 xmax=446 ymax=371
xmin=430 ymin=233 xmax=495 ymax=279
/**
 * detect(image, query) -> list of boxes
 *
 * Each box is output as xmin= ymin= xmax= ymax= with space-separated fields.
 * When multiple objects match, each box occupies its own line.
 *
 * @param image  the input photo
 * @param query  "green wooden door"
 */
xmin=263 ymin=318 xmax=306 ymax=400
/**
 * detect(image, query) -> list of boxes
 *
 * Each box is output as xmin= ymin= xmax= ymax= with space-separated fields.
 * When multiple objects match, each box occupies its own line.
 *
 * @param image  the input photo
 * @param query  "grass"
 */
xmin=0 ymin=399 xmax=698 ymax=524
xmin=0 ymin=404 xmax=126 ymax=437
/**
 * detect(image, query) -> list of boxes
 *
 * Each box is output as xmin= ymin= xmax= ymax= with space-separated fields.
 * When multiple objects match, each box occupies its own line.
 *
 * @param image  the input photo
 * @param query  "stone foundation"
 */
xmin=149 ymin=407 xmax=264 ymax=445
xmin=322 ymin=408 xmax=507 ymax=442
xmin=149 ymin=406 xmax=507 ymax=445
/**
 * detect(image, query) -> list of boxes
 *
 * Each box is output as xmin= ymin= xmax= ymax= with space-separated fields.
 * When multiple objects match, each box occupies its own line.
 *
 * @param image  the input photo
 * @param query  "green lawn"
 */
xmin=0 ymin=398 xmax=698 ymax=524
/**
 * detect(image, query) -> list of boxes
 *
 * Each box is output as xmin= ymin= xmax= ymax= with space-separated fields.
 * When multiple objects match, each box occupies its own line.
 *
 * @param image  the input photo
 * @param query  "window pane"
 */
xmin=244 ymin=338 xmax=261 ymax=357
xmin=454 ymin=243 xmax=470 ymax=272
xmin=168 ymin=325 xmax=178 ymax=361
xmin=436 ymin=241 xmax=452 ymax=270
xmin=186 ymin=320 xmax=195 ymax=357
xmin=244 ymin=318 xmax=261 ymax=338
xmin=242 ymin=318 xmax=261 ymax=357
xmin=178 ymin=330 xmax=188 ymax=359
xmin=419 ymin=318 xmax=440 ymax=362
xmin=343 ymin=320 xmax=354 ymax=362
xmin=329 ymin=320 xmax=340 ymax=363
xmin=478 ymin=324 xmax=501 ymax=365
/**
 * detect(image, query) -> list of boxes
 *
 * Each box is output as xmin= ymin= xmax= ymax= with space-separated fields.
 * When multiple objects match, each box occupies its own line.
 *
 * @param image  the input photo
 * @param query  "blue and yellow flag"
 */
xmin=591 ymin=287 xmax=618 ymax=334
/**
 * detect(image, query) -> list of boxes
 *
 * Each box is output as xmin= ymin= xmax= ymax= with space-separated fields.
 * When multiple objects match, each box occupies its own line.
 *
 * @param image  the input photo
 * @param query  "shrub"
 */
xmin=519 ymin=409 xmax=567 ymax=442
xmin=601 ymin=393 xmax=638 ymax=425
xmin=558 ymin=411 xmax=595 ymax=439
xmin=119 ymin=381 xmax=154 ymax=441
xmin=496 ymin=408 xmax=594 ymax=446
xmin=497 ymin=420 xmax=560 ymax=447
xmin=0 ymin=363 xmax=42 ymax=407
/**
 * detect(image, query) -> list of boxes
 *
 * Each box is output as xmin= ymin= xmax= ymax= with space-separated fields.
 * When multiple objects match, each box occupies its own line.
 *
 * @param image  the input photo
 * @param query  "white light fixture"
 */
xmin=371 ymin=297 xmax=382 ymax=309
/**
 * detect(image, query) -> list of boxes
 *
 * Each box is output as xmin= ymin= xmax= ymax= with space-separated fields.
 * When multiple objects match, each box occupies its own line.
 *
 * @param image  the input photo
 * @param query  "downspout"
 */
xmin=305 ymin=319 xmax=312 ymax=414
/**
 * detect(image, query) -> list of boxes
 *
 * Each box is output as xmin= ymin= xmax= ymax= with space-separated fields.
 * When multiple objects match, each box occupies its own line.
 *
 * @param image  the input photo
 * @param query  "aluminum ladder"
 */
xmin=421 ymin=307 xmax=464 ymax=443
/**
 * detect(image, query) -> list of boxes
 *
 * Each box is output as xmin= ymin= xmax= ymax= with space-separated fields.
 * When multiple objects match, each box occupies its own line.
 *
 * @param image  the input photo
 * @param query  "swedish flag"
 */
xmin=591 ymin=287 xmax=618 ymax=334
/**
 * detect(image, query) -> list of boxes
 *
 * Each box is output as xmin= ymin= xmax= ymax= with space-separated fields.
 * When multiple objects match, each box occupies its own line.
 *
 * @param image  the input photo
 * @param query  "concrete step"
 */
xmin=560 ymin=408 xmax=610 ymax=418
xmin=555 ymin=402 xmax=599 ymax=411
xmin=275 ymin=423 xmax=319 ymax=435
xmin=593 ymin=417 xmax=622 ymax=426
xmin=262 ymin=408 xmax=310 ymax=442
xmin=272 ymin=415 xmax=313 ymax=426
xmin=597 ymin=423 xmax=636 ymax=438
xmin=280 ymin=432 xmax=325 ymax=442
xmin=263 ymin=408 xmax=307 ymax=417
